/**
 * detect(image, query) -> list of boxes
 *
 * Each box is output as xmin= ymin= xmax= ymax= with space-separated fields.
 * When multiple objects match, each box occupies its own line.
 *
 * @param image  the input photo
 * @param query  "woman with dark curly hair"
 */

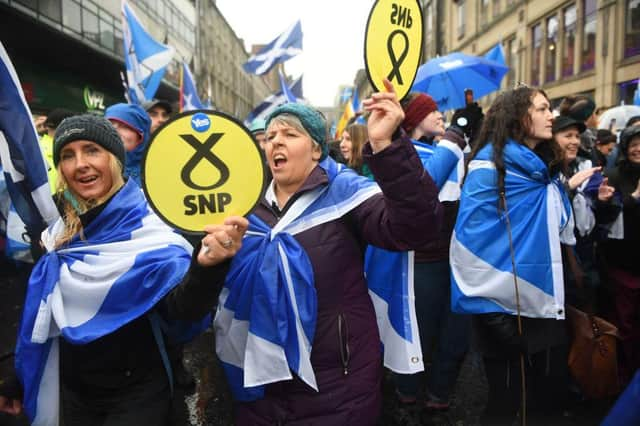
xmin=450 ymin=86 xmax=585 ymax=424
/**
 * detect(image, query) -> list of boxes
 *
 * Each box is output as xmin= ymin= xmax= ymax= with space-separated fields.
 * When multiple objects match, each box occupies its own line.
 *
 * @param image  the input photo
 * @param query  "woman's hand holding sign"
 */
xmin=362 ymin=79 xmax=405 ymax=154
xmin=197 ymin=216 xmax=249 ymax=266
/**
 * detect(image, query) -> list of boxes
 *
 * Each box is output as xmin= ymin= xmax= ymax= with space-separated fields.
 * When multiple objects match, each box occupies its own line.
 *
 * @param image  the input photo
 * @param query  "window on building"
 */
xmin=546 ymin=16 xmax=558 ymax=82
xmin=114 ymin=28 xmax=124 ymax=57
xmin=492 ymin=0 xmax=500 ymax=19
xmin=62 ymin=0 xmax=82 ymax=34
xmin=82 ymin=8 xmax=100 ymax=44
xmin=480 ymin=0 xmax=489 ymax=28
xmin=581 ymin=0 xmax=596 ymax=71
xmin=99 ymin=16 xmax=114 ymax=51
xmin=39 ymin=0 xmax=62 ymax=22
xmin=506 ymin=37 xmax=517 ymax=88
xmin=625 ymin=0 xmax=640 ymax=57
xmin=531 ymin=23 xmax=542 ymax=86
xmin=619 ymin=79 xmax=640 ymax=104
xmin=14 ymin=0 xmax=37 ymax=10
xmin=424 ymin=1 xmax=434 ymax=56
xmin=457 ymin=0 xmax=466 ymax=38
xmin=563 ymin=4 xmax=576 ymax=77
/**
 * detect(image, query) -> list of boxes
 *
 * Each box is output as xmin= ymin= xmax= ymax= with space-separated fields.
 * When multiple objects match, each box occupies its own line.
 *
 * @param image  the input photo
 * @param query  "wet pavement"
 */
xmin=1 ymin=263 xmax=614 ymax=425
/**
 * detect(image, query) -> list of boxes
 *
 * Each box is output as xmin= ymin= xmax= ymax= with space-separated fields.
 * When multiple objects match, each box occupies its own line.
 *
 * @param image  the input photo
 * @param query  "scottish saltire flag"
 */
xmin=364 ymin=137 xmax=464 ymax=373
xmin=245 ymin=76 xmax=303 ymax=125
xmin=180 ymin=62 xmax=204 ymax=112
xmin=339 ymin=86 xmax=354 ymax=104
xmin=334 ymin=99 xmax=354 ymax=139
xmin=122 ymin=0 xmax=175 ymax=104
xmin=278 ymin=69 xmax=296 ymax=103
xmin=0 ymin=41 xmax=59 ymax=247
xmin=365 ymin=247 xmax=422 ymax=374
xmin=15 ymin=179 xmax=194 ymax=426
xmin=243 ymin=20 xmax=302 ymax=75
xmin=412 ymin=138 xmax=464 ymax=202
xmin=484 ymin=42 xmax=506 ymax=66
xmin=215 ymin=157 xmax=422 ymax=400
xmin=352 ymin=89 xmax=361 ymax=114
xmin=352 ymin=90 xmax=368 ymax=124
xmin=450 ymin=141 xmax=574 ymax=320
xmin=634 ymin=78 xmax=640 ymax=106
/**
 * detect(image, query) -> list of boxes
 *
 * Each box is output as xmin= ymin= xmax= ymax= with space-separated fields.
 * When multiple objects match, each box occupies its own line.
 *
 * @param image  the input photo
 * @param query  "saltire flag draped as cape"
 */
xmin=121 ymin=0 xmax=174 ymax=104
xmin=450 ymin=141 xmax=575 ymax=319
xmin=243 ymin=20 xmax=302 ymax=76
xmin=0 ymin=41 xmax=59 ymax=252
xmin=180 ymin=61 xmax=204 ymax=112
xmin=214 ymin=157 xmax=423 ymax=401
xmin=364 ymin=135 xmax=465 ymax=372
xmin=15 ymin=180 xmax=195 ymax=426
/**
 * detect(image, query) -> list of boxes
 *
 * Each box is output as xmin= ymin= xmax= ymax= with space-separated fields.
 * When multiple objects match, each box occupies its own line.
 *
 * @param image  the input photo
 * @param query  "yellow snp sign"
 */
xmin=364 ymin=0 xmax=423 ymax=100
xmin=142 ymin=111 xmax=265 ymax=233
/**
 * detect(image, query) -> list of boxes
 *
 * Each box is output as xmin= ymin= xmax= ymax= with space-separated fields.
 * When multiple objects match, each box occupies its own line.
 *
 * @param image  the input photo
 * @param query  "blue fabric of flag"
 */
xmin=278 ymin=69 xmax=297 ymax=104
xmin=450 ymin=140 xmax=574 ymax=319
xmin=352 ymin=90 xmax=361 ymax=114
xmin=602 ymin=369 xmax=640 ymax=426
xmin=181 ymin=62 xmax=204 ymax=111
xmin=364 ymin=136 xmax=464 ymax=373
xmin=122 ymin=1 xmax=174 ymax=104
xmin=215 ymin=157 xmax=426 ymax=400
xmin=0 ymin=41 xmax=59 ymax=245
xmin=339 ymin=87 xmax=354 ymax=104
xmin=243 ymin=21 xmax=302 ymax=75
xmin=412 ymin=139 xmax=464 ymax=202
xmin=245 ymin=76 xmax=303 ymax=124
xmin=484 ymin=42 xmax=506 ymax=66
xmin=15 ymin=179 xmax=195 ymax=425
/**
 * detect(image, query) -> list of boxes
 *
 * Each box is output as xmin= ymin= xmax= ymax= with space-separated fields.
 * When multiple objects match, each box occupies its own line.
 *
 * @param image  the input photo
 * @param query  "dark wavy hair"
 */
xmin=469 ymin=86 xmax=560 ymax=211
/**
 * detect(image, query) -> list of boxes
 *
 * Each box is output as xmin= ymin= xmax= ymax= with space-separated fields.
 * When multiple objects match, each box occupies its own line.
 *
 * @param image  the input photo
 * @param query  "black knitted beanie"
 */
xmin=53 ymin=114 xmax=125 ymax=167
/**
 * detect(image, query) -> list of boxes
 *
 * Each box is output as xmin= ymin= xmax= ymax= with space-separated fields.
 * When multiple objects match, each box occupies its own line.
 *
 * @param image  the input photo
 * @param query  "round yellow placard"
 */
xmin=142 ymin=110 xmax=265 ymax=234
xmin=364 ymin=0 xmax=423 ymax=100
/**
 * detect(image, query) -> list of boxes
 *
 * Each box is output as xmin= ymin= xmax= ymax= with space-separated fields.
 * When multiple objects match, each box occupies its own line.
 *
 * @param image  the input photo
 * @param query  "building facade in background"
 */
xmin=0 ymin=0 xmax=274 ymax=119
xmin=196 ymin=0 xmax=274 ymax=119
xmin=425 ymin=0 xmax=640 ymax=109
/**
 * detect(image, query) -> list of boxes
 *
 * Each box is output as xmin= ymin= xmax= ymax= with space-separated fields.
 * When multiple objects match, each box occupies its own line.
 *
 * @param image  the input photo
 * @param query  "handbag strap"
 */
xmin=500 ymin=191 xmax=527 ymax=426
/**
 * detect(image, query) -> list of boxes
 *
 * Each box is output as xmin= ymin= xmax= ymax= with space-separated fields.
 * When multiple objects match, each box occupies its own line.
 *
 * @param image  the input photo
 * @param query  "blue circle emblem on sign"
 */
xmin=191 ymin=113 xmax=211 ymax=132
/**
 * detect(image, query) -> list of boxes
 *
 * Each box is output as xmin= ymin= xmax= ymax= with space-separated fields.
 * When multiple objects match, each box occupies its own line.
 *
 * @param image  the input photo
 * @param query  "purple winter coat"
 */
xmin=231 ymin=136 xmax=442 ymax=425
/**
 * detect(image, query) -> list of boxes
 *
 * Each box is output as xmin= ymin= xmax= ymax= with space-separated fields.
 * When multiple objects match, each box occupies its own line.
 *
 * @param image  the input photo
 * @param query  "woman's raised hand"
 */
xmin=568 ymin=166 xmax=601 ymax=190
xmin=598 ymin=177 xmax=615 ymax=202
xmin=197 ymin=216 xmax=249 ymax=267
xmin=362 ymin=79 xmax=405 ymax=154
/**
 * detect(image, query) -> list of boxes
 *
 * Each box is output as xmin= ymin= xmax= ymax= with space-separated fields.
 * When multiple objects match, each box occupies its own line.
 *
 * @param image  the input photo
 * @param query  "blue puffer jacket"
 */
xmin=104 ymin=103 xmax=151 ymax=186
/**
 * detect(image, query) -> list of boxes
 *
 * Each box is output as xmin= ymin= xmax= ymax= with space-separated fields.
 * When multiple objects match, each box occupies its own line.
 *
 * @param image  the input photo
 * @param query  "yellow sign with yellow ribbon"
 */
xmin=364 ymin=0 xmax=423 ymax=100
xmin=142 ymin=111 xmax=265 ymax=233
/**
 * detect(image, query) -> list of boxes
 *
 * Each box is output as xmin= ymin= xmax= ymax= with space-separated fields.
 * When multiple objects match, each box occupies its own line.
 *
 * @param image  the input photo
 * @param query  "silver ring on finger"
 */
xmin=222 ymin=239 xmax=233 ymax=249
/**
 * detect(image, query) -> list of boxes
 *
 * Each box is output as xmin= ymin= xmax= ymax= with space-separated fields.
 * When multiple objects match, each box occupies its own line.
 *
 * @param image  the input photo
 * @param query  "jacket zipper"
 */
xmin=338 ymin=313 xmax=350 ymax=375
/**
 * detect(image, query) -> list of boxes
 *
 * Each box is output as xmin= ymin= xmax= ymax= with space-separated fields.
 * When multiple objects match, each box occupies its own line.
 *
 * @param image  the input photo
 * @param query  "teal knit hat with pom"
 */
xmin=266 ymin=103 xmax=328 ymax=160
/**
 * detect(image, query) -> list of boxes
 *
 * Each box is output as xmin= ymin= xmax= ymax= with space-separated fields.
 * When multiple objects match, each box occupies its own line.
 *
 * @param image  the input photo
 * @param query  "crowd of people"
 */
xmin=0 ymin=78 xmax=639 ymax=426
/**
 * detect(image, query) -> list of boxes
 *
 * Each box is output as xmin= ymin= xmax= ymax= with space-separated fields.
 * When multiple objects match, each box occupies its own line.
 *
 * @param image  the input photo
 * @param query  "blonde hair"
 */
xmin=54 ymin=153 xmax=125 ymax=248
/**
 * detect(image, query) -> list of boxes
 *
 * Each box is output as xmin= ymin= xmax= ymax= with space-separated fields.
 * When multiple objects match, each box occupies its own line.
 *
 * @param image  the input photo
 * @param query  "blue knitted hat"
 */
xmin=266 ymin=103 xmax=328 ymax=160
